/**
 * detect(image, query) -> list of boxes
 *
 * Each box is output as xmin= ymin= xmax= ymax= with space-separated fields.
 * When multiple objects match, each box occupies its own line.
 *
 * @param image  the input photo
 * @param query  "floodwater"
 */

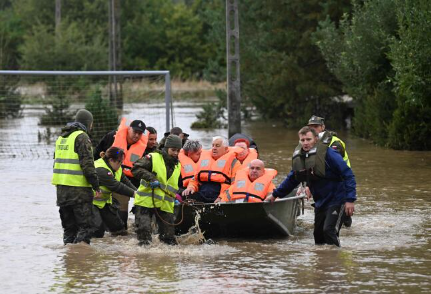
xmin=1 ymin=102 xmax=430 ymax=293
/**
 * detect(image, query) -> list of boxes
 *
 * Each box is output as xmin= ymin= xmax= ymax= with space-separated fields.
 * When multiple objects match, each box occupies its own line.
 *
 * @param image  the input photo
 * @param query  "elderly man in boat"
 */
xmin=217 ymin=159 xmax=276 ymax=203
xmin=182 ymin=136 xmax=241 ymax=203
xmin=266 ymin=126 xmax=356 ymax=247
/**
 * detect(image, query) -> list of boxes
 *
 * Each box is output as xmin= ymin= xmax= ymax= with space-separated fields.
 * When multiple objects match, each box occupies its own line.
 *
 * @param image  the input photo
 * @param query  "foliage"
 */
xmin=19 ymin=21 xmax=107 ymax=71
xmin=39 ymin=92 xmax=73 ymax=126
xmin=387 ymin=0 xmax=431 ymax=150
xmin=0 ymin=92 xmax=22 ymax=118
xmin=237 ymin=0 xmax=352 ymax=127
xmin=84 ymin=87 xmax=119 ymax=146
xmin=191 ymin=89 xmax=225 ymax=129
xmin=317 ymin=0 xmax=431 ymax=149
xmin=0 ymin=6 xmax=23 ymax=69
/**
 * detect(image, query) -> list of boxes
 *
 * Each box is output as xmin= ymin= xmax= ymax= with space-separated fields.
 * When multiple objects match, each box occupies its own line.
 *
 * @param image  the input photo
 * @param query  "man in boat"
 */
xmin=178 ymin=140 xmax=202 ymax=189
xmin=143 ymin=126 xmax=158 ymax=156
xmin=52 ymin=109 xmax=101 ymax=245
xmin=217 ymin=159 xmax=276 ymax=203
xmin=233 ymin=138 xmax=259 ymax=168
xmin=307 ymin=115 xmax=352 ymax=227
xmin=93 ymin=118 xmax=148 ymax=230
xmin=182 ymin=136 xmax=241 ymax=203
xmin=266 ymin=126 xmax=356 ymax=247
xmin=132 ymin=135 xmax=183 ymax=245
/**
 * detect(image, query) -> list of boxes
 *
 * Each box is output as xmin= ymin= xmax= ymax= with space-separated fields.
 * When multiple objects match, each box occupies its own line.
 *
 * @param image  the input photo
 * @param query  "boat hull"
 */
xmin=174 ymin=196 xmax=303 ymax=238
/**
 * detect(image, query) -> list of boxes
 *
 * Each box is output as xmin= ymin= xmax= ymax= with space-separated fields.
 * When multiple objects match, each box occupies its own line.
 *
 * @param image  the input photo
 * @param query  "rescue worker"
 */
xmin=266 ymin=126 xmax=356 ymax=247
xmin=307 ymin=115 xmax=351 ymax=167
xmin=158 ymin=126 xmax=184 ymax=150
xmin=132 ymin=135 xmax=183 ymax=245
xmin=143 ymin=127 xmax=158 ymax=156
xmin=182 ymin=136 xmax=241 ymax=203
xmin=52 ymin=109 xmax=101 ymax=245
xmin=233 ymin=138 xmax=258 ymax=168
xmin=92 ymin=147 xmax=137 ymax=238
xmin=218 ymin=159 xmax=276 ymax=203
xmin=307 ymin=115 xmax=353 ymax=227
xmin=178 ymin=140 xmax=202 ymax=188
xmin=93 ymin=118 xmax=148 ymax=230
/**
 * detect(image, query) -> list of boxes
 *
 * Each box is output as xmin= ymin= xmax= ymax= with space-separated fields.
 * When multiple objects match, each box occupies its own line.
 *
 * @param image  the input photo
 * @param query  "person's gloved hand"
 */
xmin=150 ymin=181 xmax=161 ymax=189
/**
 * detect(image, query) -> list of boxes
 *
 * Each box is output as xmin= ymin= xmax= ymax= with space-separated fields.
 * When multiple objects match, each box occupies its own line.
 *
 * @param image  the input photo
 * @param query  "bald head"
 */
xmin=249 ymin=159 xmax=265 ymax=181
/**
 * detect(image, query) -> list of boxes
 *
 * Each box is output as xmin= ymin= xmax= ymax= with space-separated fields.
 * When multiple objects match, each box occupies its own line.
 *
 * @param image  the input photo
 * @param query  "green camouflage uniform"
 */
xmin=56 ymin=123 xmax=100 ymax=244
xmin=131 ymin=149 xmax=181 ymax=245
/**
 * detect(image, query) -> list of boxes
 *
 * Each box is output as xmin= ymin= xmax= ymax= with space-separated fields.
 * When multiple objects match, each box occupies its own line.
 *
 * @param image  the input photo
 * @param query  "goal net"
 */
xmin=0 ymin=71 xmax=173 ymax=159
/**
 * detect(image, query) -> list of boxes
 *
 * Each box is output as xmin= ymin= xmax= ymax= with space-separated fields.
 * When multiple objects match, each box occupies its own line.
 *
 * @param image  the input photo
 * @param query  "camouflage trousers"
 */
xmin=135 ymin=206 xmax=177 ymax=245
xmin=59 ymin=202 xmax=93 ymax=245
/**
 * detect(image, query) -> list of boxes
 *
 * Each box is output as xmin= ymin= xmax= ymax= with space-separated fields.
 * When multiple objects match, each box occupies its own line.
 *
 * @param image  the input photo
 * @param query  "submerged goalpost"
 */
xmin=0 ymin=70 xmax=173 ymax=159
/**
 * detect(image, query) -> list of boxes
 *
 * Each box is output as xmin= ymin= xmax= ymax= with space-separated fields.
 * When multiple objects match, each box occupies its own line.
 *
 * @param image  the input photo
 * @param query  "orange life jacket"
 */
xmin=112 ymin=117 xmax=149 ymax=177
xmin=196 ymin=149 xmax=239 ymax=185
xmin=240 ymin=148 xmax=258 ymax=168
xmin=178 ymin=149 xmax=199 ymax=187
xmin=221 ymin=168 xmax=277 ymax=202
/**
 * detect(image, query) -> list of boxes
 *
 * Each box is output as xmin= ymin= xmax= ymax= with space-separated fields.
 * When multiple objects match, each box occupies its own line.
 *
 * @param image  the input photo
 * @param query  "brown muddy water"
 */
xmin=0 ymin=102 xmax=430 ymax=293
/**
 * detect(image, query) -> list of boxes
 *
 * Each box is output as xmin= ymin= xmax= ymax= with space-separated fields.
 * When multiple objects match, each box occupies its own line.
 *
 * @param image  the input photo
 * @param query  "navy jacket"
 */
xmin=272 ymin=147 xmax=356 ymax=209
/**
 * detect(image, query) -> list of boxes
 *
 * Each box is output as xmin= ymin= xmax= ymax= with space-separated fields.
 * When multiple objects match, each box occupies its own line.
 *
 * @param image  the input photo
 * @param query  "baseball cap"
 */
xmin=130 ymin=120 xmax=146 ymax=133
xmin=307 ymin=115 xmax=325 ymax=126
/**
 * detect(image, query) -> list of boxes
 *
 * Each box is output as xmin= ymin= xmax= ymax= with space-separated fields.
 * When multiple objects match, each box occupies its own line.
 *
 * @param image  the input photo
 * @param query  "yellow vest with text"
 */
xmin=93 ymin=158 xmax=122 ymax=209
xmin=52 ymin=130 xmax=91 ymax=187
xmin=134 ymin=153 xmax=181 ymax=214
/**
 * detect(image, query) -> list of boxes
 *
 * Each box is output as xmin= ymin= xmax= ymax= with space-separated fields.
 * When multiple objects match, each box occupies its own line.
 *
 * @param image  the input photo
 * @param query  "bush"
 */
xmin=84 ymin=87 xmax=119 ymax=146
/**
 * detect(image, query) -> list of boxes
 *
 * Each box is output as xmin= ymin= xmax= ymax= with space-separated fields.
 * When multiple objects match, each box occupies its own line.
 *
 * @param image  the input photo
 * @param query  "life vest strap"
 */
xmin=232 ymin=191 xmax=264 ymax=201
xmin=197 ymin=170 xmax=231 ymax=184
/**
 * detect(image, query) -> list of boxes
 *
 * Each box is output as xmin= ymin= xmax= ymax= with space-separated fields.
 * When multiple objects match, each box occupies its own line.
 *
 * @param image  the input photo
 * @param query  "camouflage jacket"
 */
xmin=56 ymin=123 xmax=100 ymax=206
xmin=131 ymin=150 xmax=183 ymax=190
xmin=96 ymin=158 xmax=136 ymax=198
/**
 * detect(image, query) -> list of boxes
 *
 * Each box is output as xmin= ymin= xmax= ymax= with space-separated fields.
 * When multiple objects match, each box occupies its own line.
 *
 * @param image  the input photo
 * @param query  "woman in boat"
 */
xmin=92 ymin=147 xmax=137 ymax=238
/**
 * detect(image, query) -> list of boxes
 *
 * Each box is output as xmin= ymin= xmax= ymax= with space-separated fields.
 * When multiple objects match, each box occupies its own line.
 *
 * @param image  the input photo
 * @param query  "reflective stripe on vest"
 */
xmin=178 ymin=149 xmax=198 ymax=187
xmin=52 ymin=130 xmax=91 ymax=187
xmin=134 ymin=153 xmax=181 ymax=213
xmin=92 ymin=158 xmax=122 ymax=209
xmin=112 ymin=117 xmax=149 ymax=177
xmin=222 ymin=168 xmax=277 ymax=203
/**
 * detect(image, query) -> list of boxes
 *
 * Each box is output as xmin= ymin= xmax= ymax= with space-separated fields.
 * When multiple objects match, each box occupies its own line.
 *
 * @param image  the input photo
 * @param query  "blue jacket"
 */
xmin=272 ymin=147 xmax=356 ymax=209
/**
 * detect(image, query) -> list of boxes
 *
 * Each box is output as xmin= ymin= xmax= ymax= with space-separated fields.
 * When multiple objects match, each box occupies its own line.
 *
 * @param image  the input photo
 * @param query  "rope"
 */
xmin=151 ymin=188 xmax=201 ymax=227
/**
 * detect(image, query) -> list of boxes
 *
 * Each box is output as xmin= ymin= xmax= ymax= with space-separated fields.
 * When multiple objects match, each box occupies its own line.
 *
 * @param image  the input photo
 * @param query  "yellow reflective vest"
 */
xmin=329 ymin=135 xmax=351 ymax=167
xmin=52 ymin=130 xmax=91 ymax=187
xmin=134 ymin=153 xmax=181 ymax=214
xmin=93 ymin=158 xmax=122 ymax=209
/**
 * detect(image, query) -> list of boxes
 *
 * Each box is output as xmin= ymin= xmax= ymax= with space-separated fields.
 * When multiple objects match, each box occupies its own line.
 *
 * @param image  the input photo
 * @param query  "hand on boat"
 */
xmin=182 ymin=186 xmax=195 ymax=197
xmin=265 ymin=194 xmax=276 ymax=203
xmin=344 ymin=202 xmax=355 ymax=216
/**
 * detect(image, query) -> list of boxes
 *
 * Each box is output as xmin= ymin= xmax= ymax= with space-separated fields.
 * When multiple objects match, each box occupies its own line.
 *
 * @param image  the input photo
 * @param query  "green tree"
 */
xmin=388 ymin=0 xmax=431 ymax=150
xmin=239 ymin=0 xmax=352 ymax=127
xmin=85 ymin=87 xmax=118 ymax=146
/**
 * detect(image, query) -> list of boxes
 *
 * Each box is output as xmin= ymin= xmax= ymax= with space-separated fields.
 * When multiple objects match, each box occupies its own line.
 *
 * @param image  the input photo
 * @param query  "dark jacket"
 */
xmin=93 ymin=130 xmax=116 ymax=160
xmin=272 ymin=147 xmax=356 ymax=209
xmin=96 ymin=158 xmax=137 ymax=198
xmin=56 ymin=122 xmax=99 ymax=206
xmin=131 ymin=150 xmax=183 ymax=191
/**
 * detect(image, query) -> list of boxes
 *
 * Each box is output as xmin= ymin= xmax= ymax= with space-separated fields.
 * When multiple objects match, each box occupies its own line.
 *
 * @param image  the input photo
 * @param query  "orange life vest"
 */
xmin=196 ymin=149 xmax=239 ymax=185
xmin=178 ymin=149 xmax=199 ymax=187
xmin=239 ymin=148 xmax=258 ymax=168
xmin=112 ymin=117 xmax=149 ymax=177
xmin=222 ymin=168 xmax=277 ymax=203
